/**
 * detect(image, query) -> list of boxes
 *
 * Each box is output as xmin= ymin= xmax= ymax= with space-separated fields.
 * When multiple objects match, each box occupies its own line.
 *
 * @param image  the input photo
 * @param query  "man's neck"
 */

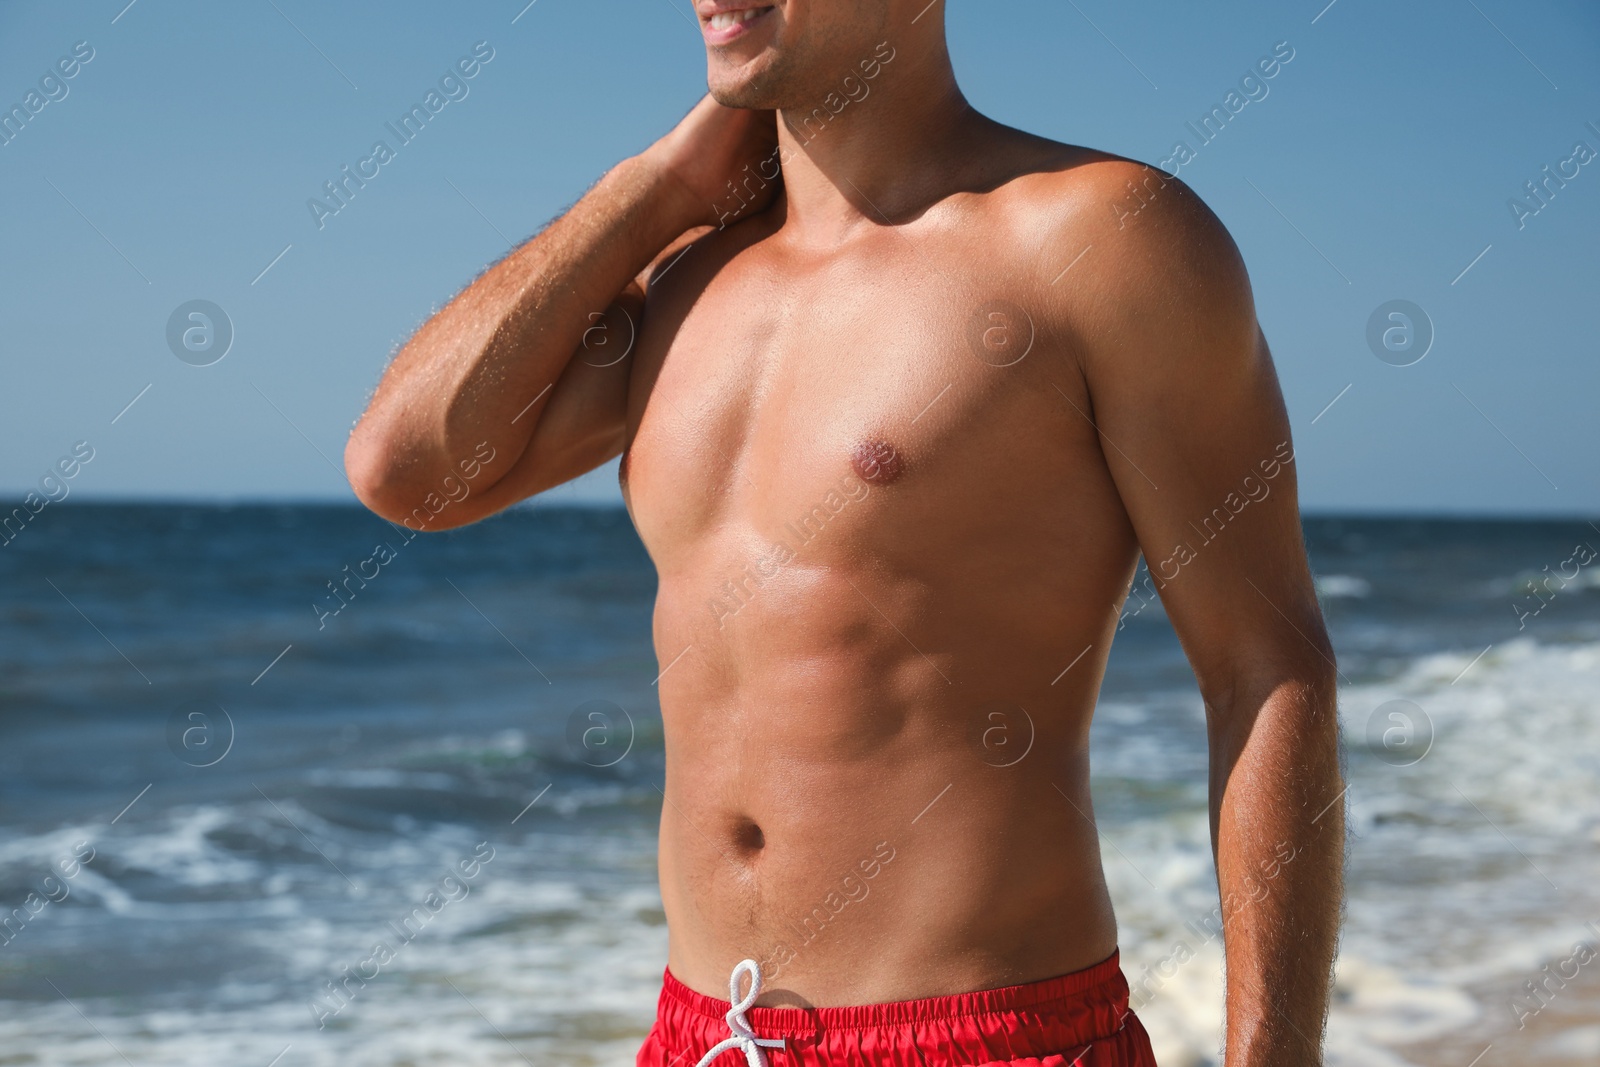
xmin=771 ymin=43 xmax=985 ymax=244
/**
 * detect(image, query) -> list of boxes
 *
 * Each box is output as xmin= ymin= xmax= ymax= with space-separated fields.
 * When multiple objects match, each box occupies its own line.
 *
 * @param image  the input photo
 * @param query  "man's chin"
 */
xmin=708 ymin=84 xmax=767 ymax=109
xmin=707 ymin=57 xmax=786 ymax=110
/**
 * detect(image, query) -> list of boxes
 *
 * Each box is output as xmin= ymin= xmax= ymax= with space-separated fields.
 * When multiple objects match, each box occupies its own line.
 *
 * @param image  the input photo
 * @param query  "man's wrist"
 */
xmin=623 ymin=148 xmax=713 ymax=236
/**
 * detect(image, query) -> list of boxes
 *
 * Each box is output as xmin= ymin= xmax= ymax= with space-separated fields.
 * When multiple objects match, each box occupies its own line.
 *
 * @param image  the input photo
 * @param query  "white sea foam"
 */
xmin=1316 ymin=574 xmax=1373 ymax=598
xmin=1102 ymin=635 xmax=1600 ymax=1065
xmin=4 ymin=638 xmax=1594 ymax=1066
xmin=1540 ymin=1024 xmax=1600 ymax=1059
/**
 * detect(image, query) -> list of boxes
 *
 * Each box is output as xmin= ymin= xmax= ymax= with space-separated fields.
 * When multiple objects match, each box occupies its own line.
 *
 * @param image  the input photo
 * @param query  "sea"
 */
xmin=1 ymin=504 xmax=1597 ymax=1066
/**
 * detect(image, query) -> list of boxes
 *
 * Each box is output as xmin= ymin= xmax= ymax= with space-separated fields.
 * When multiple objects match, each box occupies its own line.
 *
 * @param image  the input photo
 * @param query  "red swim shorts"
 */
xmin=636 ymin=950 xmax=1158 ymax=1067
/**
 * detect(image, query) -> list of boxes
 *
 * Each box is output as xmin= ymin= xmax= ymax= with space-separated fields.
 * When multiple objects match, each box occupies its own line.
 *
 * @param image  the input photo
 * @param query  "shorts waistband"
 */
xmin=658 ymin=950 xmax=1126 ymax=1036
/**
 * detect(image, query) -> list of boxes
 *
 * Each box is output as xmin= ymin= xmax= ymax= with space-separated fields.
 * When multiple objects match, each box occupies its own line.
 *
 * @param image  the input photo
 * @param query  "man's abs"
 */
xmin=651 ymin=571 xmax=1126 ymax=1007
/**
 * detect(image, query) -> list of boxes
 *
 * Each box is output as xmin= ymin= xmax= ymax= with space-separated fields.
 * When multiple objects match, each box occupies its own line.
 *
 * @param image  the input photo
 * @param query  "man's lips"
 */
xmin=700 ymin=4 xmax=776 ymax=46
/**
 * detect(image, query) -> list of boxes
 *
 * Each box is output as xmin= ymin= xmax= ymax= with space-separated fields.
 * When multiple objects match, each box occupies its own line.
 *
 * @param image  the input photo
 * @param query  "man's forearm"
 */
xmin=1211 ymin=673 xmax=1344 ymax=1066
xmin=346 ymin=152 xmax=699 ymax=506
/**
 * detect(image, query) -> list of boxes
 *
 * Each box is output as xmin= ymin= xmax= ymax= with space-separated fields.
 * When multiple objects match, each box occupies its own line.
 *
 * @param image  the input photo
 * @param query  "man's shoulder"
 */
xmin=960 ymin=132 xmax=1258 ymax=379
xmin=977 ymin=136 xmax=1240 ymax=278
xmin=965 ymin=134 xmax=1252 ymax=330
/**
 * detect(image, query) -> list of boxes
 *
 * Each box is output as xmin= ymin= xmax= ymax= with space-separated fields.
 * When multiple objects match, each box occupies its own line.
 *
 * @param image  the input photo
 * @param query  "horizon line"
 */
xmin=2 ymin=496 xmax=1597 ymax=525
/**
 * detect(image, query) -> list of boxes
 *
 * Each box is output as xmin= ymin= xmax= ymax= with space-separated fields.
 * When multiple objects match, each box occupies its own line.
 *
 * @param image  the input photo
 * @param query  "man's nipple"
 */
xmin=851 ymin=439 xmax=904 ymax=486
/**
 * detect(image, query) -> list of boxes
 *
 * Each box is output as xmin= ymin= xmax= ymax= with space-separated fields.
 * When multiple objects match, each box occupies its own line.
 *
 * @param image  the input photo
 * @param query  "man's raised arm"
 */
xmin=344 ymin=98 xmax=777 ymax=529
xmin=1053 ymin=164 xmax=1345 ymax=1066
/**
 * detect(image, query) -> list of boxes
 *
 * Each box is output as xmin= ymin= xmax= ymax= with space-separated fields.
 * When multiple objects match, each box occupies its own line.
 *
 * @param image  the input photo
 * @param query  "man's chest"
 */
xmin=619 ymin=252 xmax=1102 ymax=562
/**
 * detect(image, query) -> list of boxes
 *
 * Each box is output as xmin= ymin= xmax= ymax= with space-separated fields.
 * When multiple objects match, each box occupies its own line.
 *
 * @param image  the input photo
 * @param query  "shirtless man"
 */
xmin=344 ymin=2 xmax=1344 ymax=1064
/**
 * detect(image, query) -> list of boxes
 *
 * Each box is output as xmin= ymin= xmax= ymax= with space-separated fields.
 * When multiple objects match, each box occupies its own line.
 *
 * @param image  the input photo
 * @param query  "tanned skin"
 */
xmin=345 ymin=2 xmax=1345 ymax=1063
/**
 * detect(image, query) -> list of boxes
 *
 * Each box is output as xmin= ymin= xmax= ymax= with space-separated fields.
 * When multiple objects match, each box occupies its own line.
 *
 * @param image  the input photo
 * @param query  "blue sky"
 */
xmin=1 ymin=0 xmax=1596 ymax=514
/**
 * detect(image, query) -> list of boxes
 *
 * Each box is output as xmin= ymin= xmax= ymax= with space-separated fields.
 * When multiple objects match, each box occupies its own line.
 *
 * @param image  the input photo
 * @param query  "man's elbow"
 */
xmin=344 ymin=423 xmax=424 ymax=526
xmin=1203 ymin=644 xmax=1339 ymax=744
xmin=345 ymin=421 xmax=518 ymax=532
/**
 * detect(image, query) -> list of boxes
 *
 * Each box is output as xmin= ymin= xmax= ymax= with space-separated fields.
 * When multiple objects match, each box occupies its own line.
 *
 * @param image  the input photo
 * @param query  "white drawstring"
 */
xmin=692 ymin=959 xmax=786 ymax=1067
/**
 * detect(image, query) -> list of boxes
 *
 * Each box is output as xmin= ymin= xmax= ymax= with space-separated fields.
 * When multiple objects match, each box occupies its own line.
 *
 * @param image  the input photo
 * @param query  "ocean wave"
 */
xmin=1316 ymin=574 xmax=1372 ymax=599
xmin=1100 ymin=634 xmax=1600 ymax=1065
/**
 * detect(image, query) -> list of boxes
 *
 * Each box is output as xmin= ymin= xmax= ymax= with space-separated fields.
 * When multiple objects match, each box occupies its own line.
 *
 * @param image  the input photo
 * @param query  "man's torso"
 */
xmin=621 ymin=139 xmax=1147 ymax=1006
